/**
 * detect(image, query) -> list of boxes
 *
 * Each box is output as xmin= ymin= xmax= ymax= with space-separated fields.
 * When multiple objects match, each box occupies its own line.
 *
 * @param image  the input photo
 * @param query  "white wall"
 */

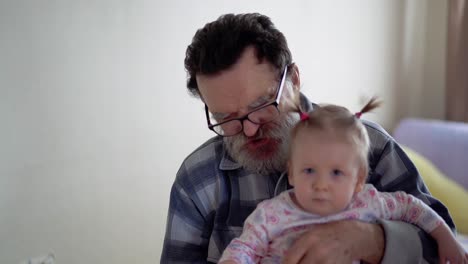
xmin=0 ymin=0 xmax=446 ymax=263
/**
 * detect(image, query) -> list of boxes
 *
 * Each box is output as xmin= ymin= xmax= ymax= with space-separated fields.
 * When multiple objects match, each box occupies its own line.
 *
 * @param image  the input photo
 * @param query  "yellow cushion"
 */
xmin=403 ymin=146 xmax=468 ymax=234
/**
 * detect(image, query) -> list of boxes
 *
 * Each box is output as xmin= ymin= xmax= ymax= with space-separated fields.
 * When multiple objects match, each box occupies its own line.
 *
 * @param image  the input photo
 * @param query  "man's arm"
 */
xmin=161 ymin=137 xmax=226 ymax=264
xmin=283 ymin=220 xmax=384 ymax=264
xmin=377 ymin=220 xmax=427 ymax=263
xmin=160 ymin=173 xmax=212 ymax=263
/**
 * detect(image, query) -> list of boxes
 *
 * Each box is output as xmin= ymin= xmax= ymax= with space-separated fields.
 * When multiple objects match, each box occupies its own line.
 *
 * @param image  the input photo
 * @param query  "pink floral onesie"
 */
xmin=219 ymin=184 xmax=444 ymax=264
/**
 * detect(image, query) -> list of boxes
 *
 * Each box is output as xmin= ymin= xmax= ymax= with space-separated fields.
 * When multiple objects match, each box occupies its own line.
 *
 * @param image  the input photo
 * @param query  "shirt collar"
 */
xmin=219 ymin=149 xmax=242 ymax=170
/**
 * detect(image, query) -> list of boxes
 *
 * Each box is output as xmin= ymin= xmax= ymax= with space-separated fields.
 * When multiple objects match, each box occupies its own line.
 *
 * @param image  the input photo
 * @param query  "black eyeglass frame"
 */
xmin=204 ymin=65 xmax=289 ymax=137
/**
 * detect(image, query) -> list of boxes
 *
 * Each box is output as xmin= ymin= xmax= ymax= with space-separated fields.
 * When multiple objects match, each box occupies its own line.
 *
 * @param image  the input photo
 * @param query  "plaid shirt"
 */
xmin=161 ymin=95 xmax=454 ymax=264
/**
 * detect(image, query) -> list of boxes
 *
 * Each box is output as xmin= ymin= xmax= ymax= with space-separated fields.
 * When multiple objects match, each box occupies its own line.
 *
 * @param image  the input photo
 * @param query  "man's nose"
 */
xmin=243 ymin=119 xmax=261 ymax=137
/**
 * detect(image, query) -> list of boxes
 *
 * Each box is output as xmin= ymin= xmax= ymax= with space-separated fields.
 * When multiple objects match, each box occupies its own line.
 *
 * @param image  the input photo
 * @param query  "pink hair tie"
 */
xmin=355 ymin=112 xmax=362 ymax=118
xmin=300 ymin=112 xmax=309 ymax=121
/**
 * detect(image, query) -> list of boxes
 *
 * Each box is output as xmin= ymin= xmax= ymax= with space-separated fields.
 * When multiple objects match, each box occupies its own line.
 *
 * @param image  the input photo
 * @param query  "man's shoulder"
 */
xmin=175 ymin=136 xmax=225 ymax=185
xmin=185 ymin=135 xmax=224 ymax=162
xmin=362 ymin=119 xmax=393 ymax=150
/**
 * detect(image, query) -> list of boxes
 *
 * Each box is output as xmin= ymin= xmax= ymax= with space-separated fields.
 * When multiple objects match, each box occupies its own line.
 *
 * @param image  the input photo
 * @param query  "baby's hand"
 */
xmin=431 ymin=224 xmax=468 ymax=264
xmin=438 ymin=239 xmax=468 ymax=264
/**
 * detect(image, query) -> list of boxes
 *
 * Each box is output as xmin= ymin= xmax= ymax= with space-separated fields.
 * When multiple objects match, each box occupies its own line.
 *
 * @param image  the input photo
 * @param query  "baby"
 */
xmin=219 ymin=98 xmax=468 ymax=264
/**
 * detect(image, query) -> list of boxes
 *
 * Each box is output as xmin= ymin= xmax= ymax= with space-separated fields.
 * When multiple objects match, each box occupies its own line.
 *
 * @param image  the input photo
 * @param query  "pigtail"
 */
xmin=355 ymin=97 xmax=382 ymax=118
xmin=293 ymin=95 xmax=310 ymax=121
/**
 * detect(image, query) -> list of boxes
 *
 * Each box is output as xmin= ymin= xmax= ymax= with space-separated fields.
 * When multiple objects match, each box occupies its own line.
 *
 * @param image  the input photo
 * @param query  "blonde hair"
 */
xmin=289 ymin=98 xmax=381 ymax=179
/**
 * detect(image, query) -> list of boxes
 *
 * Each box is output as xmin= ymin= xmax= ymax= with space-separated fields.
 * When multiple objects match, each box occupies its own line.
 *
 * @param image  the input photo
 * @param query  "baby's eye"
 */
xmin=303 ymin=168 xmax=315 ymax=174
xmin=332 ymin=169 xmax=343 ymax=177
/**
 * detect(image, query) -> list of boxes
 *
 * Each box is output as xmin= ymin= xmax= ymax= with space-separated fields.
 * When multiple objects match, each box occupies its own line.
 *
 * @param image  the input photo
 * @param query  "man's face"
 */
xmin=197 ymin=47 xmax=297 ymax=174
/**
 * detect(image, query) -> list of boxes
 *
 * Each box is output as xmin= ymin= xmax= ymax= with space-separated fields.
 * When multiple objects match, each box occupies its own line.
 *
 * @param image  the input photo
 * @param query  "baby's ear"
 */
xmin=287 ymin=160 xmax=295 ymax=186
xmin=355 ymin=166 xmax=368 ymax=193
xmin=355 ymin=181 xmax=364 ymax=193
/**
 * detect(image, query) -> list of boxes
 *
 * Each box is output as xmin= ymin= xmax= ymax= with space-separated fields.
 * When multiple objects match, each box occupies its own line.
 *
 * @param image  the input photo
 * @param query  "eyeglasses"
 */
xmin=205 ymin=65 xmax=289 ymax=137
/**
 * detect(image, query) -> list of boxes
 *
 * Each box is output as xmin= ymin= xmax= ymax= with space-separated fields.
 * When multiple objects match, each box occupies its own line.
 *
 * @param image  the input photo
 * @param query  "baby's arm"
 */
xmin=367 ymin=186 xmax=468 ymax=263
xmin=430 ymin=224 xmax=468 ymax=264
xmin=219 ymin=261 xmax=237 ymax=264
xmin=218 ymin=201 xmax=272 ymax=264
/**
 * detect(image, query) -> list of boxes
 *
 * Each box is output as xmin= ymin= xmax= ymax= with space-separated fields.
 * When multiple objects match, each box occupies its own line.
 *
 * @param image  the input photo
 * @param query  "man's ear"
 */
xmin=290 ymin=63 xmax=301 ymax=92
xmin=281 ymin=64 xmax=301 ymax=112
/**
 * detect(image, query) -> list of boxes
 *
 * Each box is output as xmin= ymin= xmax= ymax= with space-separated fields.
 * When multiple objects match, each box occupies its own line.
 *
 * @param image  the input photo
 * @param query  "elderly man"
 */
xmin=161 ymin=13 xmax=453 ymax=263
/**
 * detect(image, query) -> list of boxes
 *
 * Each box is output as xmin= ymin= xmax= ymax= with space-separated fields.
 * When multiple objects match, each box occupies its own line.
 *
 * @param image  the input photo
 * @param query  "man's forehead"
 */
xmin=210 ymin=86 xmax=277 ymax=117
xmin=197 ymin=65 xmax=278 ymax=114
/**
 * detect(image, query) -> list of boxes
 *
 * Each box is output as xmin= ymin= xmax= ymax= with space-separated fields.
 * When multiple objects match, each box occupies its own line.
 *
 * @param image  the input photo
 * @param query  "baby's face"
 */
xmin=288 ymin=129 xmax=363 ymax=216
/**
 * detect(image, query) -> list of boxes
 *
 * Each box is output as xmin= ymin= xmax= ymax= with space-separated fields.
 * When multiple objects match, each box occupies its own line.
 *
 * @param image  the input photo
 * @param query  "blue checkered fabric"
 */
xmin=161 ymin=95 xmax=454 ymax=263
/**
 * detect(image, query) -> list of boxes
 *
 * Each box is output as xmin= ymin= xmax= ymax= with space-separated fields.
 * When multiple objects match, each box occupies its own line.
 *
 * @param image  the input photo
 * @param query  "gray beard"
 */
xmin=223 ymin=113 xmax=298 ymax=175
